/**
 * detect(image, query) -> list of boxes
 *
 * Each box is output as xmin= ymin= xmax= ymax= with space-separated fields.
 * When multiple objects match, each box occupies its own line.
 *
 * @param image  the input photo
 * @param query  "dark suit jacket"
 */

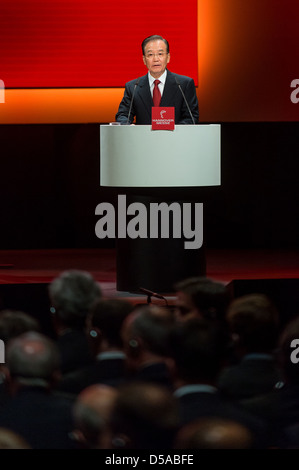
xmin=56 ymin=328 xmax=93 ymax=375
xmin=127 ymin=362 xmax=174 ymax=391
xmin=239 ymin=384 xmax=299 ymax=447
xmin=115 ymin=70 xmax=199 ymax=125
xmin=55 ymin=357 xmax=127 ymax=395
xmin=175 ymin=388 xmax=269 ymax=448
xmin=0 ymin=386 xmax=76 ymax=449
xmin=217 ymin=355 xmax=283 ymax=401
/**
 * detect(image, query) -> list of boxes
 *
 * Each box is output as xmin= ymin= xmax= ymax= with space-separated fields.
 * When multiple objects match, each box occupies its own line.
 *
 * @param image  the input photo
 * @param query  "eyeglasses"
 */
xmin=144 ymin=52 xmax=168 ymax=59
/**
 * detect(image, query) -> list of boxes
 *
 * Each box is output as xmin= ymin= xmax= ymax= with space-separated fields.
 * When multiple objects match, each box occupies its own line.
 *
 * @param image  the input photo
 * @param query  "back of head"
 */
xmin=226 ymin=293 xmax=280 ymax=354
xmin=89 ymin=298 xmax=134 ymax=349
xmin=73 ymin=384 xmax=118 ymax=449
xmin=6 ymin=331 xmax=61 ymax=388
xmin=48 ymin=270 xmax=102 ymax=329
xmin=122 ymin=305 xmax=175 ymax=359
xmin=110 ymin=382 xmax=179 ymax=449
xmin=175 ymin=417 xmax=254 ymax=449
xmin=170 ymin=317 xmax=228 ymax=384
xmin=0 ymin=309 xmax=40 ymax=344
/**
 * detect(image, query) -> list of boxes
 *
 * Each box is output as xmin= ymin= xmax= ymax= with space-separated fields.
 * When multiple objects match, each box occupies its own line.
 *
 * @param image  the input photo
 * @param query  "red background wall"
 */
xmin=1 ymin=0 xmax=299 ymax=123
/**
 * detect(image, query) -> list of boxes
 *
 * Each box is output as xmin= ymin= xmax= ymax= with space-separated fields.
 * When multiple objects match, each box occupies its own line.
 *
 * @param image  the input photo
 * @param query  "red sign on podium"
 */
xmin=151 ymin=107 xmax=175 ymax=130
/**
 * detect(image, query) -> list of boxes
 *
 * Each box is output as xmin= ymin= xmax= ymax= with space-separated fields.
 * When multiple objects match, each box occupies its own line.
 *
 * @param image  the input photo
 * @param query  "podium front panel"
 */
xmin=100 ymin=124 xmax=220 ymax=188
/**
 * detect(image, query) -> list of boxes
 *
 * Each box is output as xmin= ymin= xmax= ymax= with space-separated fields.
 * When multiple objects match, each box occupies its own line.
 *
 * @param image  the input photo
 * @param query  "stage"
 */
xmin=0 ymin=247 xmax=298 ymax=334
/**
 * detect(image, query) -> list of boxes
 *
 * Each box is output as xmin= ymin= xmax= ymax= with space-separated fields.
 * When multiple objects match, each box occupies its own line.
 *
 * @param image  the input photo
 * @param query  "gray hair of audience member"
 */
xmin=123 ymin=305 xmax=175 ymax=357
xmin=6 ymin=331 xmax=61 ymax=388
xmin=48 ymin=270 xmax=102 ymax=328
xmin=0 ymin=309 xmax=41 ymax=344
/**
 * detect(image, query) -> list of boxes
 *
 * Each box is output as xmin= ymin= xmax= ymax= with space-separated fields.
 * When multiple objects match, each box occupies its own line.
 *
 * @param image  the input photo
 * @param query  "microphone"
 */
xmin=139 ymin=287 xmax=168 ymax=305
xmin=126 ymin=78 xmax=140 ymax=125
xmin=175 ymin=76 xmax=196 ymax=125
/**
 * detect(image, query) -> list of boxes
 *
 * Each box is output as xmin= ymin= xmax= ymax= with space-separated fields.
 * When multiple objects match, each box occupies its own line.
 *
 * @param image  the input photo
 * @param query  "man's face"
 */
xmin=174 ymin=291 xmax=201 ymax=322
xmin=143 ymin=40 xmax=170 ymax=78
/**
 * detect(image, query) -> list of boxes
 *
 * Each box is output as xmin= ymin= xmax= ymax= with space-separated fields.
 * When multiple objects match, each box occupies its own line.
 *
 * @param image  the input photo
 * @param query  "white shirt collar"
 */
xmin=96 ymin=351 xmax=126 ymax=361
xmin=148 ymin=69 xmax=167 ymax=87
xmin=174 ymin=384 xmax=218 ymax=398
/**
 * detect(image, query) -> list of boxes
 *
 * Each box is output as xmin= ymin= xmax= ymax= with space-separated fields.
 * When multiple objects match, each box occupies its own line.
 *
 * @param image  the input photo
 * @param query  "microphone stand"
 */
xmin=126 ymin=78 xmax=140 ymax=125
xmin=139 ymin=287 xmax=168 ymax=306
xmin=175 ymin=77 xmax=196 ymax=125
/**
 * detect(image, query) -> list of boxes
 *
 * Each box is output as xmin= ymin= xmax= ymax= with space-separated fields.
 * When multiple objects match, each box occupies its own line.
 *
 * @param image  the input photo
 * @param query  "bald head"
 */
xmin=75 ymin=384 xmax=118 ymax=423
xmin=175 ymin=417 xmax=253 ymax=449
xmin=110 ymin=382 xmax=179 ymax=449
xmin=73 ymin=384 xmax=118 ymax=448
xmin=0 ymin=428 xmax=31 ymax=449
xmin=6 ymin=331 xmax=60 ymax=384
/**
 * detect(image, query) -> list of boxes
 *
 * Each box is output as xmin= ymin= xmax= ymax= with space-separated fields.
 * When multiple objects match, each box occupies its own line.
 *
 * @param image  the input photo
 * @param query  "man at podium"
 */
xmin=115 ymin=35 xmax=199 ymax=125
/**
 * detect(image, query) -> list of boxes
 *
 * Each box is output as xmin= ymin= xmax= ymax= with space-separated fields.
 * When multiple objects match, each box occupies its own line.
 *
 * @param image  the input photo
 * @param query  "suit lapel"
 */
xmin=137 ymin=74 xmax=153 ymax=113
xmin=136 ymin=71 xmax=178 ymax=120
xmin=160 ymin=70 xmax=178 ymax=106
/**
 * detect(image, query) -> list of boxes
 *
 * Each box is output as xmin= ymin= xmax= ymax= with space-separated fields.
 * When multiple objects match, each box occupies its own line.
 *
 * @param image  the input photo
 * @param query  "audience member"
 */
xmin=0 ymin=309 xmax=41 ymax=344
xmin=239 ymin=315 xmax=299 ymax=447
xmin=71 ymin=384 xmax=118 ymax=449
xmin=48 ymin=270 xmax=102 ymax=375
xmin=174 ymin=416 xmax=254 ymax=449
xmin=0 ymin=331 xmax=76 ymax=449
xmin=0 ymin=309 xmax=41 ymax=406
xmin=217 ymin=293 xmax=283 ymax=401
xmin=0 ymin=266 xmax=296 ymax=450
xmin=121 ymin=305 xmax=175 ymax=389
xmin=0 ymin=427 xmax=31 ymax=449
xmin=109 ymin=382 xmax=179 ymax=449
xmin=56 ymin=298 xmax=133 ymax=394
xmin=169 ymin=317 xmax=268 ymax=448
xmin=174 ymin=277 xmax=231 ymax=323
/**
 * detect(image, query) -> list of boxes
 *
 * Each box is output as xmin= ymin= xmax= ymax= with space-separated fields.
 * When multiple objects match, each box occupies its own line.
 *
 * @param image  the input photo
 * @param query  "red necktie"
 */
xmin=153 ymin=79 xmax=161 ymax=106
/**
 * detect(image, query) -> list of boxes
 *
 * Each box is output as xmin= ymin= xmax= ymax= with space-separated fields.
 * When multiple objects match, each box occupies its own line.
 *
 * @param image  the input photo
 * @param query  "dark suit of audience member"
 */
xmin=55 ymin=299 xmax=133 ymax=395
xmin=0 ymin=332 xmax=76 ymax=449
xmin=217 ymin=294 xmax=283 ymax=401
xmin=121 ymin=305 xmax=175 ymax=390
xmin=48 ymin=269 xmax=102 ymax=375
xmin=169 ymin=318 xmax=269 ymax=448
xmin=239 ymin=315 xmax=299 ymax=448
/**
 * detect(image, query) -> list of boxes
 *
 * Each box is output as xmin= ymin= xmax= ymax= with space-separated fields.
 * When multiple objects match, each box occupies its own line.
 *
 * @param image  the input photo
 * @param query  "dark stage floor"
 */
xmin=0 ymin=246 xmax=297 ymax=276
xmin=0 ymin=246 xmax=299 ymax=306
xmin=1 ymin=247 xmax=299 ymax=287
xmin=0 ymin=247 xmax=298 ymax=334
xmin=0 ymin=249 xmax=299 ymax=284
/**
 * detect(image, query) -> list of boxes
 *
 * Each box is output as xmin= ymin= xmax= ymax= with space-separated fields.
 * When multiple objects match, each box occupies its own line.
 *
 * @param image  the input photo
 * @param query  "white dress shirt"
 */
xmin=148 ymin=70 xmax=167 ymax=98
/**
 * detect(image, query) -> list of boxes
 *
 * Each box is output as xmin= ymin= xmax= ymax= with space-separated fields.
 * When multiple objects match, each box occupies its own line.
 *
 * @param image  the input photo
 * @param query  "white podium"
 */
xmin=99 ymin=124 xmax=221 ymax=294
xmin=100 ymin=124 xmax=221 ymax=187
